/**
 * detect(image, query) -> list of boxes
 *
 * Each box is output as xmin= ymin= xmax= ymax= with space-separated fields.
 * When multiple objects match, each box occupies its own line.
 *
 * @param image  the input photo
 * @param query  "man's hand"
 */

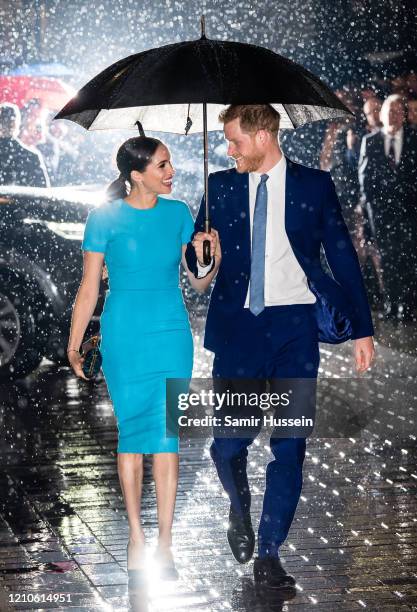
xmin=354 ymin=336 xmax=375 ymax=373
xmin=192 ymin=229 xmax=221 ymax=265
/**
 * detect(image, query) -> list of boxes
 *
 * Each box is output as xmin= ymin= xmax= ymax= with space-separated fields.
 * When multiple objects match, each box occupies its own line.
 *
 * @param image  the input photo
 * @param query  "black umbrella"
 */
xmin=56 ymin=16 xmax=352 ymax=263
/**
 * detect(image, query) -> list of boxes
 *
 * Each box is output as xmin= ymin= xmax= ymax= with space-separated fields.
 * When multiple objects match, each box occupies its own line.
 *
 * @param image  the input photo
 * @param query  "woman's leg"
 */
xmin=153 ymin=452 xmax=179 ymax=554
xmin=117 ymin=453 xmax=145 ymax=569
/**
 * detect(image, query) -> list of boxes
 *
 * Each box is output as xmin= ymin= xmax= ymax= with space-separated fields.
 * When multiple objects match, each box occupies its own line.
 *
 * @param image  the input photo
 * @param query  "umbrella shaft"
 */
xmin=203 ymin=102 xmax=210 ymax=231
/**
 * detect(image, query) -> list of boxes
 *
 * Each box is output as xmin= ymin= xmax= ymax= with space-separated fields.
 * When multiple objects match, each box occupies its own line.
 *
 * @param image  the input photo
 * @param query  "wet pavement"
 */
xmin=0 ymin=315 xmax=416 ymax=611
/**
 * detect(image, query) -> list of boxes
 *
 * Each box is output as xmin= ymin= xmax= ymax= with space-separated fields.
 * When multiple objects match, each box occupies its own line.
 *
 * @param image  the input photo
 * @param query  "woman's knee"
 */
xmin=118 ymin=453 xmax=144 ymax=471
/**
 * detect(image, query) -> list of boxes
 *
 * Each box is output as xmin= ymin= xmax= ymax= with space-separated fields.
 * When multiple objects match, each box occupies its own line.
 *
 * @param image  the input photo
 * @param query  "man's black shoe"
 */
xmin=227 ymin=506 xmax=255 ymax=564
xmin=254 ymin=556 xmax=296 ymax=589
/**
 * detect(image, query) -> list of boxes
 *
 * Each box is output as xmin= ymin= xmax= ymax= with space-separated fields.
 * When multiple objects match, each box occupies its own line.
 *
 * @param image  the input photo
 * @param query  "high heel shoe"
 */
xmin=127 ymin=542 xmax=147 ymax=589
xmin=154 ymin=547 xmax=179 ymax=581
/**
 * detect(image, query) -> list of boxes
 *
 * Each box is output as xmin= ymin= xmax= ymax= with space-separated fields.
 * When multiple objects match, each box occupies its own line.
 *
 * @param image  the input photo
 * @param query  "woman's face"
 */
xmin=132 ymin=144 xmax=175 ymax=195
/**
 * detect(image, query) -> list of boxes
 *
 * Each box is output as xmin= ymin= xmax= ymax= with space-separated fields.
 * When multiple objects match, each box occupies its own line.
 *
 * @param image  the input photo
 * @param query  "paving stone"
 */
xmin=0 ymin=318 xmax=416 ymax=610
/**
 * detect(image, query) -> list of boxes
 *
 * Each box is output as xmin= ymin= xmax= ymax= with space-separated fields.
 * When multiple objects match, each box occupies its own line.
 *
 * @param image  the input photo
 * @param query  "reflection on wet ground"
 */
xmin=0 ymin=317 xmax=416 ymax=611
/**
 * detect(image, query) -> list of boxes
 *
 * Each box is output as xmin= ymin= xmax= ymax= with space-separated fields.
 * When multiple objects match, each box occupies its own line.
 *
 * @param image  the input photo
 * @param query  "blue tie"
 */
xmin=249 ymin=174 xmax=269 ymax=316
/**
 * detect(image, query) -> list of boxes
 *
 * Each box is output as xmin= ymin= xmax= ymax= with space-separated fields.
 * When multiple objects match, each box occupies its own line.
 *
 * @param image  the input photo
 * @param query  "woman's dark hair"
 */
xmin=106 ymin=136 xmax=163 ymax=200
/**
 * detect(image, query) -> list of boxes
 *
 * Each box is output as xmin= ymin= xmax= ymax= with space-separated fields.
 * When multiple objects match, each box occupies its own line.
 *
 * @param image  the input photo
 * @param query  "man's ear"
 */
xmin=256 ymin=129 xmax=268 ymax=145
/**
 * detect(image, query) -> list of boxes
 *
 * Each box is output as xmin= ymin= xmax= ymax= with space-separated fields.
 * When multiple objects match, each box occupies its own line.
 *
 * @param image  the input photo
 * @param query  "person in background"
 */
xmin=351 ymin=96 xmax=385 ymax=301
xmin=19 ymin=98 xmax=44 ymax=148
xmin=359 ymin=94 xmax=417 ymax=320
xmin=407 ymin=98 xmax=417 ymax=128
xmin=38 ymin=114 xmax=78 ymax=185
xmin=0 ymin=102 xmax=50 ymax=187
xmin=363 ymin=96 xmax=382 ymax=133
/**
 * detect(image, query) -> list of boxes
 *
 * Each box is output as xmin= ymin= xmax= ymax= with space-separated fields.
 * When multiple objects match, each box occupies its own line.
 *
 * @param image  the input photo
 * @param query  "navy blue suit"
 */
xmin=185 ymin=158 xmax=374 ymax=558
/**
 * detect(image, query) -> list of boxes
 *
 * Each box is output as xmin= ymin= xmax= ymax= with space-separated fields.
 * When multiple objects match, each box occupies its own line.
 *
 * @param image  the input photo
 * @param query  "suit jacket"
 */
xmin=358 ymin=127 xmax=417 ymax=243
xmin=185 ymin=158 xmax=374 ymax=353
xmin=329 ymin=126 xmax=362 ymax=230
xmin=0 ymin=137 xmax=50 ymax=187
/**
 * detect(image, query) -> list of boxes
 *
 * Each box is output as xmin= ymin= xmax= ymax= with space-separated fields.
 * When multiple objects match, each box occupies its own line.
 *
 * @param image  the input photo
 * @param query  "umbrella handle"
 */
xmin=203 ymin=218 xmax=211 ymax=265
xmin=203 ymin=240 xmax=211 ymax=265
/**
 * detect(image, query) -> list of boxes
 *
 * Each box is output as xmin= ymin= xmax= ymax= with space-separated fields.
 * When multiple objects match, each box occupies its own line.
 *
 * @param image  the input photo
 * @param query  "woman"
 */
xmin=67 ymin=136 xmax=220 ymax=584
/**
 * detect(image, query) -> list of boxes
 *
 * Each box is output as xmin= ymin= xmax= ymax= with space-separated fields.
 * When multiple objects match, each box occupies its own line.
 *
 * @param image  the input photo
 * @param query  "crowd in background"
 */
xmin=320 ymin=71 xmax=417 ymax=321
xmin=0 ymin=69 xmax=416 ymax=322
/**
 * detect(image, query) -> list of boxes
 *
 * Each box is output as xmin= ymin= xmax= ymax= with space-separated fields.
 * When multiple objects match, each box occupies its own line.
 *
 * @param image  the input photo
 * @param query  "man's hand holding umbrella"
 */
xmin=192 ymin=228 xmax=221 ymax=266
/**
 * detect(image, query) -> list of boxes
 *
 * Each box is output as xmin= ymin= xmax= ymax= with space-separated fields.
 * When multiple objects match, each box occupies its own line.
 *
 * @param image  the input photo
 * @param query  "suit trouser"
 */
xmin=210 ymin=304 xmax=319 ymax=558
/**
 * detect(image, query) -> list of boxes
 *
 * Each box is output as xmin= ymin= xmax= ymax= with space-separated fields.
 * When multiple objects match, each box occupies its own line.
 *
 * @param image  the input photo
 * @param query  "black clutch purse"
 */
xmin=81 ymin=334 xmax=102 ymax=380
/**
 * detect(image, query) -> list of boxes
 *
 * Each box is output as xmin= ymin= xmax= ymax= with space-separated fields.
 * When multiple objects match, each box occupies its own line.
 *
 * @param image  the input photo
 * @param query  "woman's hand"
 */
xmin=192 ymin=229 xmax=221 ymax=265
xmin=67 ymin=350 xmax=88 ymax=381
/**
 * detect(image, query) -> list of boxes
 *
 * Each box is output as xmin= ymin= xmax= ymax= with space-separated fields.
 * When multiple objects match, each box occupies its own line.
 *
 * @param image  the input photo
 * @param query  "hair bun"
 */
xmin=135 ymin=120 xmax=146 ymax=137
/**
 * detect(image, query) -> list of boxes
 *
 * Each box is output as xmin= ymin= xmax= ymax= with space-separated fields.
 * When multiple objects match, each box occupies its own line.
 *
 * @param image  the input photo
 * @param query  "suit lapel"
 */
xmin=284 ymin=157 xmax=302 ymax=234
xmin=232 ymin=170 xmax=251 ymax=270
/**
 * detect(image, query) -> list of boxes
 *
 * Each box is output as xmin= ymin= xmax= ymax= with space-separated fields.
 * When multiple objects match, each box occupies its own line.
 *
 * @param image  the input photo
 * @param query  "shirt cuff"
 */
xmin=196 ymin=257 xmax=215 ymax=278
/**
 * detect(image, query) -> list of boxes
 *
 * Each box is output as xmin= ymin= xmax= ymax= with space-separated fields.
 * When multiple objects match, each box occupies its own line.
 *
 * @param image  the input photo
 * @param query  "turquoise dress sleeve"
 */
xmin=181 ymin=202 xmax=195 ymax=245
xmin=82 ymin=208 xmax=109 ymax=253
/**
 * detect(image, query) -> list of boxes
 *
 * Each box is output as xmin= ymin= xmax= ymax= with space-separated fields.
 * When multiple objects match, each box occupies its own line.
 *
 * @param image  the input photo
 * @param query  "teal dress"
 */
xmin=82 ymin=197 xmax=194 ymax=454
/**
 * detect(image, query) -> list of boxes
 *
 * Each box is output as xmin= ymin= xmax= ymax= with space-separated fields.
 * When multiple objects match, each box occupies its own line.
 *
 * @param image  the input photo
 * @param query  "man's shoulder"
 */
xmin=286 ymin=157 xmax=330 ymax=184
xmin=404 ymin=126 xmax=417 ymax=146
xmin=209 ymin=167 xmax=240 ymax=184
xmin=208 ymin=159 xmax=334 ymax=187
xmin=362 ymin=129 xmax=383 ymax=147
xmin=13 ymin=138 xmax=44 ymax=161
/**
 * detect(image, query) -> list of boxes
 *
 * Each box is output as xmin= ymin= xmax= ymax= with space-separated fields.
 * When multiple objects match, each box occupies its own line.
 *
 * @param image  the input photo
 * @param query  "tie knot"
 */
xmin=260 ymin=174 xmax=269 ymax=184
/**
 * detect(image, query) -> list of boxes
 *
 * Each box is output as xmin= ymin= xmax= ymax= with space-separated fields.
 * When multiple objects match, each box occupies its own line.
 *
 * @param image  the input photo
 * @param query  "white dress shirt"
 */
xmin=383 ymin=126 xmax=403 ymax=164
xmin=244 ymin=156 xmax=315 ymax=307
xmin=198 ymin=156 xmax=316 ymax=307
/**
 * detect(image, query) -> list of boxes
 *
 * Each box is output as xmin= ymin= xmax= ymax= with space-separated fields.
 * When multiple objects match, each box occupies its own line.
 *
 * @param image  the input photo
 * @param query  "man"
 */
xmin=326 ymin=97 xmax=384 ymax=302
xmin=320 ymin=96 xmax=381 ymax=228
xmin=359 ymin=94 xmax=417 ymax=319
xmin=363 ymin=96 xmax=382 ymax=133
xmin=0 ymin=102 xmax=50 ymax=187
xmin=408 ymin=98 xmax=417 ymax=128
xmin=186 ymin=105 xmax=374 ymax=588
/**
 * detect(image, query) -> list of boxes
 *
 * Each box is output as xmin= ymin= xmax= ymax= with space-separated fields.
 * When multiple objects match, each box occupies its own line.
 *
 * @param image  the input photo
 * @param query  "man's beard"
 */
xmin=234 ymin=152 xmax=264 ymax=173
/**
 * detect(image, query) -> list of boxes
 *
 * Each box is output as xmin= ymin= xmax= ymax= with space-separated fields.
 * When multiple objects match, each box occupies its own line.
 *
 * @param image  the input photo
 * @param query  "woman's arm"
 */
xmin=181 ymin=229 xmax=221 ymax=293
xmin=67 ymin=251 xmax=104 ymax=379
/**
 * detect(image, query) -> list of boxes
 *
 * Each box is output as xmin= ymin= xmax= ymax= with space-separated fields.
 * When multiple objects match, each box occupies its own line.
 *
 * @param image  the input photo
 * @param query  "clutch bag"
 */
xmin=81 ymin=334 xmax=102 ymax=379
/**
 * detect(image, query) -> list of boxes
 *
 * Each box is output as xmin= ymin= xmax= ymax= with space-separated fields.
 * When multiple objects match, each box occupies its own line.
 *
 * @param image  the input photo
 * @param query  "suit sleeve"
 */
xmin=321 ymin=172 xmax=374 ymax=339
xmin=29 ymin=149 xmax=50 ymax=188
xmin=358 ymin=135 xmax=374 ymax=210
xmin=37 ymin=151 xmax=51 ymax=188
xmin=185 ymin=185 xmax=209 ymax=277
xmin=358 ymin=136 xmax=375 ymax=240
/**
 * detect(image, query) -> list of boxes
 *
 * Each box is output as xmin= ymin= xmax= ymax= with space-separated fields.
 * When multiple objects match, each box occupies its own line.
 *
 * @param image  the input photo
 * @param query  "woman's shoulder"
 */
xmin=159 ymin=196 xmax=188 ymax=207
xmin=89 ymin=199 xmax=122 ymax=218
xmin=159 ymin=196 xmax=192 ymax=215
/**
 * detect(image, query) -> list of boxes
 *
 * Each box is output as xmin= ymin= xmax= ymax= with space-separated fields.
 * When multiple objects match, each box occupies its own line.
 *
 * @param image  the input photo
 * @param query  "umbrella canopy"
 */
xmin=55 ymin=36 xmax=352 ymax=133
xmin=55 ymin=21 xmax=353 ymax=264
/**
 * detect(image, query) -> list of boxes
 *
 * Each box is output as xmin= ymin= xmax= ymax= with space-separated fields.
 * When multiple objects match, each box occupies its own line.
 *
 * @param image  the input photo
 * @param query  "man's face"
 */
xmin=363 ymin=98 xmax=381 ymax=129
xmin=381 ymin=99 xmax=405 ymax=133
xmin=223 ymin=118 xmax=264 ymax=173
